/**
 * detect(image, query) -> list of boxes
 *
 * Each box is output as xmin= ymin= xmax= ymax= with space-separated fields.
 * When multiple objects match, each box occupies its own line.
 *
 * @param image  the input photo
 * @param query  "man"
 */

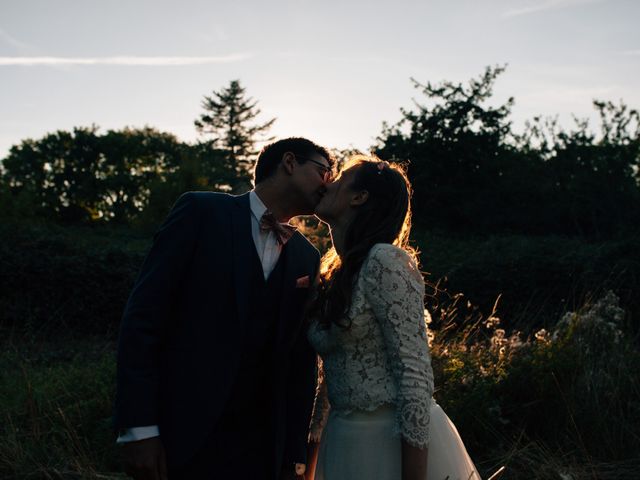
xmin=114 ymin=137 xmax=334 ymax=479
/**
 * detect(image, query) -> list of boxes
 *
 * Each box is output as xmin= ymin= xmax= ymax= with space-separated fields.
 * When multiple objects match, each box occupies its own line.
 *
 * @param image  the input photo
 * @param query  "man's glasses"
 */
xmin=295 ymin=155 xmax=334 ymax=183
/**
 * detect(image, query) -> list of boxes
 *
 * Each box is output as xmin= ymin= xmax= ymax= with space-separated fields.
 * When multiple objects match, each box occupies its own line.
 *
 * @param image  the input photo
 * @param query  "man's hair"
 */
xmin=254 ymin=137 xmax=333 ymax=184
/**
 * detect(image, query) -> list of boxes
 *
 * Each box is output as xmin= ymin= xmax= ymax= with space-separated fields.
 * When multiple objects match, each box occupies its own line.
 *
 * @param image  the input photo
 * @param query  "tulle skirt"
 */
xmin=314 ymin=401 xmax=481 ymax=480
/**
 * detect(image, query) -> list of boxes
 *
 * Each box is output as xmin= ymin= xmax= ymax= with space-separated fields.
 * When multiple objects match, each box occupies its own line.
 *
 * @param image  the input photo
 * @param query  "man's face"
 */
xmin=290 ymin=152 xmax=333 ymax=214
xmin=314 ymin=166 xmax=356 ymax=223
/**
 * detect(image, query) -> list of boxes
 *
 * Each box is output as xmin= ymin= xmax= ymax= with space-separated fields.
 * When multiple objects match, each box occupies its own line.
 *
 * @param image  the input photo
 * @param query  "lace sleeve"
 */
xmin=308 ymin=356 xmax=330 ymax=442
xmin=363 ymin=244 xmax=434 ymax=448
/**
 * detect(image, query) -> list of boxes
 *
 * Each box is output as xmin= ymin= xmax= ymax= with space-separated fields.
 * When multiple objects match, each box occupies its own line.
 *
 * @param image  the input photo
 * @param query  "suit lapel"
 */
xmin=231 ymin=192 xmax=252 ymax=330
xmin=231 ymin=194 xmax=304 ymax=350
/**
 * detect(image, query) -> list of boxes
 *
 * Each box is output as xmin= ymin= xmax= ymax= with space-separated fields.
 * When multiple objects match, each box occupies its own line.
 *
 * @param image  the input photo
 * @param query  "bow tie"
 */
xmin=259 ymin=210 xmax=296 ymax=245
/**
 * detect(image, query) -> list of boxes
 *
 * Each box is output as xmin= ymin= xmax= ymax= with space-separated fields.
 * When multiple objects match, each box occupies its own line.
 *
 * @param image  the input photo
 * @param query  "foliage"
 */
xmin=515 ymin=101 xmax=640 ymax=236
xmin=0 ymin=128 xmax=232 ymax=227
xmin=194 ymin=79 xmax=276 ymax=193
xmin=428 ymin=290 xmax=640 ymax=479
xmin=0 ymin=181 xmax=42 ymax=220
xmin=375 ymin=66 xmax=640 ymax=236
xmin=1 ymin=292 xmax=638 ymax=479
xmin=1 ymin=69 xmax=639 ymax=479
xmin=0 ymin=336 xmax=124 ymax=479
xmin=3 ymin=221 xmax=639 ymax=336
xmin=415 ymin=230 xmax=640 ymax=330
xmin=375 ymin=65 xmax=521 ymax=232
xmin=132 ymin=142 xmax=232 ymax=231
xmin=1 ymin=69 xmax=638 ymax=237
xmin=1 ymin=127 xmax=183 ymax=224
xmin=0 ymin=221 xmax=146 ymax=335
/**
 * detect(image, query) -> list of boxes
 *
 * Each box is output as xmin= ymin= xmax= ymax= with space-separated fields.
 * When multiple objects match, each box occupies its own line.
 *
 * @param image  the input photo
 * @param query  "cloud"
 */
xmin=620 ymin=50 xmax=640 ymax=56
xmin=502 ymin=0 xmax=605 ymax=18
xmin=0 ymin=54 xmax=252 ymax=66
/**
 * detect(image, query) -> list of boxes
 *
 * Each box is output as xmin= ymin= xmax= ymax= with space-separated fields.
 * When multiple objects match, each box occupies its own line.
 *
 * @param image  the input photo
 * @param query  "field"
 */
xmin=1 ymin=222 xmax=639 ymax=479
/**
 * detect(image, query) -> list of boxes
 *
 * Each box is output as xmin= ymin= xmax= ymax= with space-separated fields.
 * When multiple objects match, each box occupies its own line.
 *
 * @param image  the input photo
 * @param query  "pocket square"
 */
xmin=295 ymin=275 xmax=310 ymax=288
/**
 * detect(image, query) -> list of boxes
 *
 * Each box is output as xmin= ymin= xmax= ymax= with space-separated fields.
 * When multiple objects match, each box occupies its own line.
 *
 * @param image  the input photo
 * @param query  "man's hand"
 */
xmin=279 ymin=462 xmax=306 ymax=480
xmin=121 ymin=436 xmax=168 ymax=480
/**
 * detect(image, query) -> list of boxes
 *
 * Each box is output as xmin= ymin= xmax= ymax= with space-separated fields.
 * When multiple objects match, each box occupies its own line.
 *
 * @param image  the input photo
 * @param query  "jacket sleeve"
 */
xmin=283 ymin=253 xmax=321 ymax=465
xmin=114 ymin=192 xmax=202 ymax=429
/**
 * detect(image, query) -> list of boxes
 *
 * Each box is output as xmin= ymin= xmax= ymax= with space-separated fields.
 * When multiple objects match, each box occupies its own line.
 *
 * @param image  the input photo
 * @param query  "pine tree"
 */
xmin=194 ymin=80 xmax=276 ymax=192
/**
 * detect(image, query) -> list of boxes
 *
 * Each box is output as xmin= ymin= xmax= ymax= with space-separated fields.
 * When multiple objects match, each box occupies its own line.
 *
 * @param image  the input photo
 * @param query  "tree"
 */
xmin=1 ymin=127 xmax=184 ymax=224
xmin=375 ymin=65 xmax=530 ymax=232
xmin=135 ymin=142 xmax=230 ymax=230
xmin=516 ymin=101 xmax=640 ymax=235
xmin=194 ymin=80 xmax=276 ymax=192
xmin=375 ymin=66 xmax=640 ymax=236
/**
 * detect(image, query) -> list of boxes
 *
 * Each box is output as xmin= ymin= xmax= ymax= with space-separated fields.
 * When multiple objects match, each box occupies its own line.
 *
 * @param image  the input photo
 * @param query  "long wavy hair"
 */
xmin=315 ymin=155 xmax=418 ymax=329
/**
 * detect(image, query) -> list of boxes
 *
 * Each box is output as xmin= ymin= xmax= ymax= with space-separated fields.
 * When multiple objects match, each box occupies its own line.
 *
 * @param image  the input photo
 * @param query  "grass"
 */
xmin=2 ymin=221 xmax=639 ymax=478
xmin=427 ymin=290 xmax=640 ymax=479
xmin=0 ymin=335 xmax=124 ymax=479
xmin=1 ymin=290 xmax=639 ymax=479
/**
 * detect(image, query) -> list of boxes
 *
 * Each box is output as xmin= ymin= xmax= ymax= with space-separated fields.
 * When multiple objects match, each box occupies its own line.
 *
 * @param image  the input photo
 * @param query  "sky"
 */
xmin=1 ymin=0 xmax=639 ymax=159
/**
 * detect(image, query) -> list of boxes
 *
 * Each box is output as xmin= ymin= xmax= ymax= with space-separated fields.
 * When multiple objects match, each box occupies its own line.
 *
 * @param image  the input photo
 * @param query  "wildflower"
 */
xmin=508 ymin=331 xmax=524 ymax=349
xmin=535 ymin=328 xmax=550 ymax=344
xmin=490 ymin=328 xmax=507 ymax=350
xmin=485 ymin=316 xmax=500 ymax=329
xmin=427 ymin=330 xmax=435 ymax=348
xmin=551 ymin=291 xmax=625 ymax=346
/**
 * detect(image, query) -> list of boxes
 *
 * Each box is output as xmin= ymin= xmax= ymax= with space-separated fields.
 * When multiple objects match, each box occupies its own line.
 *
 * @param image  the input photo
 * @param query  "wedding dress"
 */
xmin=308 ymin=243 xmax=481 ymax=480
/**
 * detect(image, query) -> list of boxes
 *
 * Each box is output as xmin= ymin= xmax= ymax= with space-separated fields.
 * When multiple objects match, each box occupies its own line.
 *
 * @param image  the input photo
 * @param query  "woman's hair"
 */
xmin=316 ymin=155 xmax=417 ymax=328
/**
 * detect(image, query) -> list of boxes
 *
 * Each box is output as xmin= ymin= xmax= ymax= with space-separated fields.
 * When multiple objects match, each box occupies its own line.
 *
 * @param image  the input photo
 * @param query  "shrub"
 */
xmin=0 ymin=222 xmax=146 ymax=335
xmin=431 ymin=290 xmax=640 ymax=478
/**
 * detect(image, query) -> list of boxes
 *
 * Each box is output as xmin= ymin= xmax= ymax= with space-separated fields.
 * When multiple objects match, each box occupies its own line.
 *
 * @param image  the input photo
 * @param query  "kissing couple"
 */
xmin=114 ymin=137 xmax=481 ymax=479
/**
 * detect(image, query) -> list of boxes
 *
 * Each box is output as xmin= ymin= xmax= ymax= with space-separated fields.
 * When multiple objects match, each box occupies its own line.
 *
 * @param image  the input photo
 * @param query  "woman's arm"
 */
xmin=308 ymin=356 xmax=330 ymax=442
xmin=363 ymin=244 xmax=434 ymax=478
xmin=306 ymin=356 xmax=330 ymax=480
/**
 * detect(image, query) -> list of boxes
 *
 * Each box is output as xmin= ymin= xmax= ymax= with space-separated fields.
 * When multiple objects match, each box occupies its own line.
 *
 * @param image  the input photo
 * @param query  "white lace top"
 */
xmin=308 ymin=243 xmax=434 ymax=449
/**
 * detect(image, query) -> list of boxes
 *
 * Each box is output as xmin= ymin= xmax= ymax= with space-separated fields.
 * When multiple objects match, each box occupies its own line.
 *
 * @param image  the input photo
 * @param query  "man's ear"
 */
xmin=350 ymin=190 xmax=369 ymax=206
xmin=281 ymin=151 xmax=296 ymax=175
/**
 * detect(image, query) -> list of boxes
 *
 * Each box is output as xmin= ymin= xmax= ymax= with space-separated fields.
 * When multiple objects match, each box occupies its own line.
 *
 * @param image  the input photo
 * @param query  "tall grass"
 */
xmin=0 ymin=336 xmax=124 ymax=479
xmin=1 ymin=294 xmax=638 ymax=478
xmin=428 ymin=290 xmax=640 ymax=479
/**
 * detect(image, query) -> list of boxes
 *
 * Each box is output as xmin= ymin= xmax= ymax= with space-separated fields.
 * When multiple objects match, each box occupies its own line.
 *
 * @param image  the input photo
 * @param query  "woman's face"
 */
xmin=314 ymin=166 xmax=360 ymax=224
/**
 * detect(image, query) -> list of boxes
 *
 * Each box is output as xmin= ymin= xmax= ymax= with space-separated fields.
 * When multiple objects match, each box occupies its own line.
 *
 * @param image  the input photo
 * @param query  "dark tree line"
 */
xmin=1 ymin=71 xmax=639 ymax=237
xmin=375 ymin=66 xmax=640 ymax=236
xmin=0 ymin=127 xmax=231 ymax=226
xmin=0 ymin=80 xmax=274 ymax=228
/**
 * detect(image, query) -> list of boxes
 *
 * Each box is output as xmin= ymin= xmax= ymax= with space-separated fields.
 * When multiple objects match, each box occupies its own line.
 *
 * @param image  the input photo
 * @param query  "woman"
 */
xmin=307 ymin=156 xmax=481 ymax=480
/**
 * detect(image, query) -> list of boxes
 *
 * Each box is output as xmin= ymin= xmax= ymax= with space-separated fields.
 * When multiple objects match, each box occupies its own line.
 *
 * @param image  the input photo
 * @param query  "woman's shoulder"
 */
xmin=363 ymin=243 xmax=421 ymax=279
xmin=367 ymin=243 xmax=416 ymax=265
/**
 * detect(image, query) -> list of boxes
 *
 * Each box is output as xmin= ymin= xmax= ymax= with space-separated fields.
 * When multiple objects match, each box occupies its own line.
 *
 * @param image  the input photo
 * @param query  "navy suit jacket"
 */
xmin=114 ymin=191 xmax=319 ymax=474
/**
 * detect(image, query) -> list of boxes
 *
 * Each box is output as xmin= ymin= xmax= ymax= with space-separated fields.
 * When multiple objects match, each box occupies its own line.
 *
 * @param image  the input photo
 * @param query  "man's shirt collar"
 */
xmin=249 ymin=190 xmax=268 ymax=222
